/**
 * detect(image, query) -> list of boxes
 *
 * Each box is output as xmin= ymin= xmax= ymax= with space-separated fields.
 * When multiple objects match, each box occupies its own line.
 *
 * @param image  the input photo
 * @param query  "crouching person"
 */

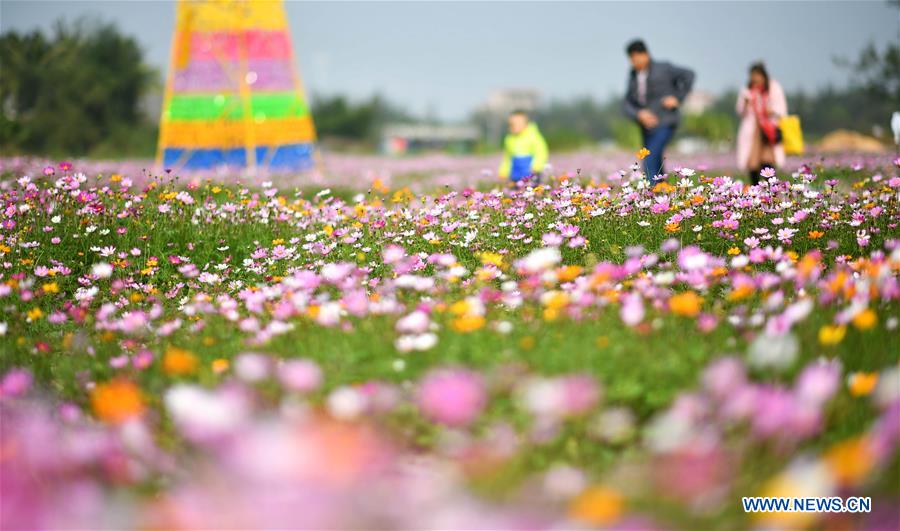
xmin=499 ymin=110 xmax=548 ymax=184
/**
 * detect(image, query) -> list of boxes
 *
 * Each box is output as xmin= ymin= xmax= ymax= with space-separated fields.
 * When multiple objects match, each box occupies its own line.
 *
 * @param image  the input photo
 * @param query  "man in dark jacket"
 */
xmin=622 ymin=39 xmax=695 ymax=182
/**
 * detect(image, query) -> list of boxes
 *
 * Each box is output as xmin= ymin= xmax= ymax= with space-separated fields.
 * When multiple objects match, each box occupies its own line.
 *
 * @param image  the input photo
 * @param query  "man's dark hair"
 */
xmin=509 ymin=109 xmax=529 ymax=118
xmin=626 ymin=39 xmax=648 ymax=56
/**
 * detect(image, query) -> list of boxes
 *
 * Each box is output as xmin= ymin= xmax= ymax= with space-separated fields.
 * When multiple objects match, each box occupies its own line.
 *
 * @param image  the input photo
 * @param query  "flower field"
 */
xmin=1 ymin=156 xmax=898 ymax=529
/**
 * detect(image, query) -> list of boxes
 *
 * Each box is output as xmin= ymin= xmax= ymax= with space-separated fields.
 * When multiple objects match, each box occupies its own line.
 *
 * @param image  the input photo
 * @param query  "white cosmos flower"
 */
xmin=327 ymin=386 xmax=367 ymax=420
xmin=165 ymin=385 xmax=247 ymax=440
xmin=519 ymin=247 xmax=561 ymax=274
xmin=748 ymin=332 xmax=798 ymax=371
xmin=91 ymin=262 xmax=113 ymax=278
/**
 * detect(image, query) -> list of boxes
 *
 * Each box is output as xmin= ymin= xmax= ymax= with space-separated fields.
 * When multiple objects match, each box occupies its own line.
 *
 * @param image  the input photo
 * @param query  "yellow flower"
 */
xmin=652 ymin=181 xmax=675 ymax=193
xmin=323 ymin=225 xmax=334 ymax=236
xmin=26 ymin=307 xmax=43 ymax=321
xmin=664 ymin=222 xmax=681 ymax=233
xmin=847 ymin=372 xmax=878 ymax=397
xmin=163 ymin=346 xmax=199 ymax=376
xmin=727 ymin=246 xmax=741 ymax=256
xmin=480 ymin=252 xmax=503 ymax=267
xmin=211 ymin=358 xmax=230 ymax=374
xmin=451 ymin=314 xmax=485 ymax=333
xmin=755 ymin=472 xmax=817 ymax=528
xmin=110 ymin=173 xmax=122 ymax=182
xmin=669 ymin=291 xmax=702 ymax=317
xmin=818 ymin=324 xmax=846 ymax=346
xmin=852 ymin=309 xmax=877 ymax=330
xmin=808 ymin=230 xmax=824 ymax=239
xmin=636 ymin=147 xmax=650 ymax=160
xmin=41 ymin=281 xmax=59 ymax=294
xmin=449 ymin=300 xmax=472 ymax=316
xmin=568 ymin=486 xmax=624 ymax=526
xmin=91 ymin=379 xmax=144 ymax=424
xmin=542 ymin=291 xmax=570 ymax=311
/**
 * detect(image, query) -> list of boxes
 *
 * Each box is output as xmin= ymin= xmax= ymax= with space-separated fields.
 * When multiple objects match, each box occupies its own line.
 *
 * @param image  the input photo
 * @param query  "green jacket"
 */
xmin=499 ymin=123 xmax=548 ymax=181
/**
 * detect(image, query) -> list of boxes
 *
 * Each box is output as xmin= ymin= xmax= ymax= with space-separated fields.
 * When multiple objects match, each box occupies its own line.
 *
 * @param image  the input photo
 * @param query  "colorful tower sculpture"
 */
xmin=157 ymin=0 xmax=316 ymax=171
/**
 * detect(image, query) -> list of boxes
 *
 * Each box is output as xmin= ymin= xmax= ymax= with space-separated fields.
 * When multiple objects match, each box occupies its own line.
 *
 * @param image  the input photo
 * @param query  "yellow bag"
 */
xmin=780 ymin=115 xmax=804 ymax=155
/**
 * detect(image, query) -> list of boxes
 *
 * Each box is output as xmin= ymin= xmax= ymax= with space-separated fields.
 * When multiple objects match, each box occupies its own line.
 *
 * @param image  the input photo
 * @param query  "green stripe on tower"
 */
xmin=165 ymin=93 xmax=308 ymax=121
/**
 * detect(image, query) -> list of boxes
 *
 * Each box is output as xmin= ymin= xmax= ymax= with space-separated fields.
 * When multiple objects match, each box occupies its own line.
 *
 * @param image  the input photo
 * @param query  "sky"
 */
xmin=2 ymin=1 xmax=898 ymax=120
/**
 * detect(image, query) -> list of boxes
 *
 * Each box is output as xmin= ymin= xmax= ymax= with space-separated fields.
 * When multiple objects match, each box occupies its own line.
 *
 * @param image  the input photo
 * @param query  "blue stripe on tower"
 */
xmin=162 ymin=143 xmax=314 ymax=170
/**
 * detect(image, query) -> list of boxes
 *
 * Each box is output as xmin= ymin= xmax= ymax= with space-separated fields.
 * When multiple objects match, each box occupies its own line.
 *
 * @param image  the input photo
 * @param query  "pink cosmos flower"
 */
xmin=0 ymin=369 xmax=32 ymax=397
xmin=794 ymin=359 xmax=841 ymax=407
xmin=567 ymin=236 xmax=586 ymax=248
xmin=620 ymin=293 xmax=644 ymax=326
xmin=417 ymin=368 xmax=486 ymax=427
xmin=541 ymin=232 xmax=563 ymax=246
xmin=278 ymin=359 xmax=322 ymax=393
xmin=857 ymin=230 xmax=870 ymax=247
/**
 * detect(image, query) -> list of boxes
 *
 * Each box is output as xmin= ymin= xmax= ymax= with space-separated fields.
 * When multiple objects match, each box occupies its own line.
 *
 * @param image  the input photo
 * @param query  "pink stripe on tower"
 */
xmin=182 ymin=30 xmax=291 ymax=62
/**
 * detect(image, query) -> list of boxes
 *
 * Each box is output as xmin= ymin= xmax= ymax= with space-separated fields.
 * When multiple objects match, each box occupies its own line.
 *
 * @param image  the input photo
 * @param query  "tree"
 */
xmin=0 ymin=19 xmax=157 ymax=156
xmin=837 ymin=42 xmax=900 ymax=105
xmin=311 ymin=93 xmax=416 ymax=145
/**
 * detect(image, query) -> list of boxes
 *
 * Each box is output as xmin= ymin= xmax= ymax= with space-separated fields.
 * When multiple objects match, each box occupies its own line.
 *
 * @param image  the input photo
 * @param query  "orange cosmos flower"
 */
xmin=569 ymin=486 xmax=625 ymax=526
xmin=847 ymin=372 xmax=878 ymax=397
xmin=91 ymin=379 xmax=144 ymax=424
xmin=824 ymin=437 xmax=875 ymax=487
xmin=451 ymin=314 xmax=486 ymax=333
xmin=669 ymin=291 xmax=703 ymax=317
xmin=852 ymin=309 xmax=877 ymax=330
xmin=163 ymin=346 xmax=199 ymax=376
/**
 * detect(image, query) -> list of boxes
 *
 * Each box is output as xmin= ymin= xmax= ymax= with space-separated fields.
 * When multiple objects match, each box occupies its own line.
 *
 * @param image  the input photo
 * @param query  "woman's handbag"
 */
xmin=779 ymin=115 xmax=804 ymax=155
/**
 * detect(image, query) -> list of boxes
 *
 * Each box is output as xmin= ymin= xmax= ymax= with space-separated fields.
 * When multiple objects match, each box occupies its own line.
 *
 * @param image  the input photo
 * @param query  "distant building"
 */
xmin=482 ymin=89 xmax=541 ymax=115
xmin=381 ymin=123 xmax=480 ymax=155
xmin=682 ymin=90 xmax=716 ymax=115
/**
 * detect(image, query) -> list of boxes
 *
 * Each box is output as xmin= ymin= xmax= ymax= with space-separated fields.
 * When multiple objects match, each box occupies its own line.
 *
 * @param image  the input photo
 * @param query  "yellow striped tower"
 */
xmin=157 ymin=0 xmax=316 ymax=172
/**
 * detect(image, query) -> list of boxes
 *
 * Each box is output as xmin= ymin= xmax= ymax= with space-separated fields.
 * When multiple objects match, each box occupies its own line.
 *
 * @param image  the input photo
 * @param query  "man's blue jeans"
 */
xmin=641 ymin=125 xmax=676 ymax=182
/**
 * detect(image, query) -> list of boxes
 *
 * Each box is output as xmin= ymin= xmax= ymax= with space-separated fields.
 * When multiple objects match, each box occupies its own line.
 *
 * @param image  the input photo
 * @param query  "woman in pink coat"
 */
xmin=736 ymin=62 xmax=787 ymax=184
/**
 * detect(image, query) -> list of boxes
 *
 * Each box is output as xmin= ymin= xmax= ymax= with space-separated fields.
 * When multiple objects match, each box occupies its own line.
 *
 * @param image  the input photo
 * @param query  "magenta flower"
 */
xmin=1 ymin=368 xmax=32 ymax=397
